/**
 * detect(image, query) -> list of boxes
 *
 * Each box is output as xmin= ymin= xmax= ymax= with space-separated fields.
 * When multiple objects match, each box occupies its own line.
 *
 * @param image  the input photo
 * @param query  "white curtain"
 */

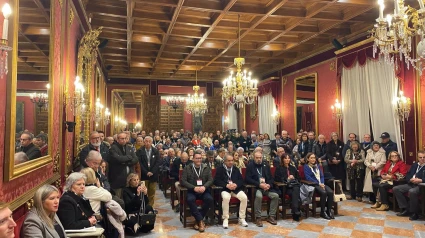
xmin=258 ymin=93 xmax=276 ymax=136
xmin=227 ymin=104 xmax=237 ymax=130
xmin=341 ymin=59 xmax=402 ymax=157
xmin=366 ymin=60 xmax=402 ymax=157
xmin=342 ymin=61 xmax=371 ymax=141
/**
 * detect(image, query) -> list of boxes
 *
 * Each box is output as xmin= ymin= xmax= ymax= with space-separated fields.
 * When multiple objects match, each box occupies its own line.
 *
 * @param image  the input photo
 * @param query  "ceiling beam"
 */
xmin=32 ymin=0 xmax=50 ymax=23
xmin=170 ymin=0 xmax=239 ymax=76
xmin=127 ymin=0 xmax=135 ymax=72
xmin=151 ymin=0 xmax=185 ymax=73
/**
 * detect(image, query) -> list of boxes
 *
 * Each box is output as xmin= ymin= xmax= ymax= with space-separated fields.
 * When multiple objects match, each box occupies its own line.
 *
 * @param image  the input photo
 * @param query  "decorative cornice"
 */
xmin=330 ymin=60 xmax=336 ymax=71
xmin=282 ymin=77 xmax=288 ymax=86
xmin=53 ymin=152 xmax=60 ymax=173
xmin=25 ymin=199 xmax=34 ymax=210
xmin=334 ymin=38 xmax=374 ymax=55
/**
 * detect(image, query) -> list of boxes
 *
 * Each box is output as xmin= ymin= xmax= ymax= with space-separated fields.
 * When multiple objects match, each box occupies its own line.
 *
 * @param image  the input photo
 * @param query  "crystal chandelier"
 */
xmin=393 ymin=90 xmax=411 ymax=120
xmin=166 ymin=96 xmax=185 ymax=111
xmin=331 ymin=99 xmax=343 ymax=121
xmin=371 ymin=0 xmax=425 ymax=72
xmin=29 ymin=83 xmax=50 ymax=113
xmin=95 ymin=98 xmax=104 ymax=123
xmin=69 ymin=76 xmax=86 ymax=116
xmin=104 ymin=108 xmax=111 ymax=125
xmin=222 ymin=15 xmax=258 ymax=108
xmin=186 ymin=65 xmax=207 ymax=115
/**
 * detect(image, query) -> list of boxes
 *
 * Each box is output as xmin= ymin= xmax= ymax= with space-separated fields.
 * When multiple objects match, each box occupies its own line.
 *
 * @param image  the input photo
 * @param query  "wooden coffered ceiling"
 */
xmin=118 ymin=91 xmax=143 ymax=103
xmin=18 ymin=0 xmax=50 ymax=75
xmin=85 ymin=0 xmax=380 ymax=81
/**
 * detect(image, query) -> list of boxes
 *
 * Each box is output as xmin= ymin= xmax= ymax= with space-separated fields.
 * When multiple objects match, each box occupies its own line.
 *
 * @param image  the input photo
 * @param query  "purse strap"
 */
xmin=139 ymin=193 xmax=146 ymax=215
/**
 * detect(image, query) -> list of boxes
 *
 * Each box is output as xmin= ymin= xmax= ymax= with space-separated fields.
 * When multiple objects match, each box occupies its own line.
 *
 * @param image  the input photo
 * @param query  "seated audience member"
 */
xmin=181 ymin=150 xmax=213 ymax=232
xmin=344 ymin=141 xmax=365 ymax=202
xmin=187 ymin=148 xmax=195 ymax=160
xmin=393 ymin=151 xmax=425 ymax=220
xmin=109 ymin=132 xmax=139 ymax=198
xmin=77 ymin=151 xmax=111 ymax=191
xmin=18 ymin=132 xmax=42 ymax=160
xmin=236 ymin=147 xmax=248 ymax=162
xmin=273 ymin=147 xmax=286 ymax=167
xmin=122 ymin=173 xmax=154 ymax=234
xmin=161 ymin=148 xmax=176 ymax=173
xmin=233 ymin=151 xmax=246 ymax=172
xmin=22 ymin=185 xmax=65 ymax=238
xmin=304 ymin=153 xmax=335 ymax=220
xmin=214 ymin=154 xmax=248 ymax=228
xmin=292 ymin=138 xmax=301 ymax=163
xmin=0 ymin=202 xmax=17 ymax=238
xmin=57 ymin=172 xmax=97 ymax=229
xmin=80 ymin=168 xmax=112 ymax=216
xmin=313 ymin=134 xmax=328 ymax=172
xmin=246 ymin=151 xmax=279 ymax=227
xmin=326 ymin=132 xmax=345 ymax=182
xmin=274 ymin=154 xmax=301 ymax=221
xmin=14 ymin=151 xmax=28 ymax=165
xmin=371 ymin=151 xmax=407 ymax=211
xmin=380 ymin=132 xmax=398 ymax=158
xmin=203 ymin=150 xmax=222 ymax=168
xmin=215 ymin=148 xmax=226 ymax=163
xmin=363 ymin=141 xmax=387 ymax=204
xmin=209 ymin=140 xmax=220 ymax=151
xmin=78 ymin=131 xmax=109 ymax=168
xmin=34 ymin=133 xmax=48 ymax=157
xmin=171 ymin=152 xmax=192 ymax=212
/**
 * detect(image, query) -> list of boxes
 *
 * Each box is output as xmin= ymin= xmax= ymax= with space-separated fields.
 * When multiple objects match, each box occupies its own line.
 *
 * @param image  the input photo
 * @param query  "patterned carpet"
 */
xmin=127 ymin=189 xmax=425 ymax=238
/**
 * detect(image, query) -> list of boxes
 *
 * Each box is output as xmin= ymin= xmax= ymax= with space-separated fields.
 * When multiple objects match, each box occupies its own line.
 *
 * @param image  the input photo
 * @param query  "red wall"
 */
xmin=125 ymin=108 xmax=137 ymax=123
xmin=283 ymin=60 xmax=338 ymax=139
xmin=16 ymin=96 xmax=35 ymax=134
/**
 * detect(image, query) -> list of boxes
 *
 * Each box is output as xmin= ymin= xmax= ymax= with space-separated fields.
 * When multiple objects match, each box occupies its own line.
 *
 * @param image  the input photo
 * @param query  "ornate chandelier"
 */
xmin=371 ymin=0 xmax=425 ymax=72
xmin=186 ymin=65 xmax=207 ymax=115
xmin=166 ymin=96 xmax=185 ymax=111
xmin=393 ymin=90 xmax=411 ymax=121
xmin=222 ymin=15 xmax=258 ymax=108
xmin=30 ymin=83 xmax=50 ymax=113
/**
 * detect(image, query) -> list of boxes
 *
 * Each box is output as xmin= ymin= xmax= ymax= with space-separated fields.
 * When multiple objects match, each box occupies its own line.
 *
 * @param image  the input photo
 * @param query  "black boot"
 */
xmin=326 ymin=209 xmax=335 ymax=219
xmin=320 ymin=211 xmax=331 ymax=220
xmin=396 ymin=209 xmax=409 ymax=217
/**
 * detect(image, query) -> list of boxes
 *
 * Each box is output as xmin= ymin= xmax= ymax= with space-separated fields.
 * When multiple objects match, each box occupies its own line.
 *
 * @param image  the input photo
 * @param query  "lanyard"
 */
xmin=416 ymin=164 xmax=425 ymax=174
xmin=193 ymin=166 xmax=202 ymax=179
xmin=256 ymin=167 xmax=262 ymax=177
xmin=226 ymin=167 xmax=233 ymax=179
xmin=286 ymin=167 xmax=290 ymax=177
xmin=311 ymin=166 xmax=319 ymax=177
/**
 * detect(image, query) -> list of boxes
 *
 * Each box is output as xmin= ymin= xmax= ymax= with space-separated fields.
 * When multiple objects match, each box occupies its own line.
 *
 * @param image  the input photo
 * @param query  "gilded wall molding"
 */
xmin=69 ymin=8 xmax=74 ymax=26
xmin=53 ymin=152 xmax=60 ymax=173
xmin=25 ymin=199 xmax=34 ymax=210
xmin=58 ymin=0 xmax=63 ymax=8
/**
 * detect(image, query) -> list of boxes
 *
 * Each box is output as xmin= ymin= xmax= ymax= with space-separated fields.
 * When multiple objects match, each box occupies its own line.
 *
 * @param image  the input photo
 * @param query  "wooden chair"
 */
xmin=388 ymin=164 xmax=411 ymax=211
xmin=298 ymin=165 xmax=338 ymax=217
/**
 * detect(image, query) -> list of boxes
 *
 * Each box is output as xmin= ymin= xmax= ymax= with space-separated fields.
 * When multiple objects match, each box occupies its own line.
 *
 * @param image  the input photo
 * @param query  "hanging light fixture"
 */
xmin=186 ymin=62 xmax=207 ymax=115
xmin=393 ymin=90 xmax=411 ymax=121
xmin=371 ymin=0 xmax=425 ymax=73
xmin=29 ymin=83 xmax=50 ymax=113
xmin=166 ymin=96 xmax=185 ymax=111
xmin=222 ymin=14 xmax=258 ymax=108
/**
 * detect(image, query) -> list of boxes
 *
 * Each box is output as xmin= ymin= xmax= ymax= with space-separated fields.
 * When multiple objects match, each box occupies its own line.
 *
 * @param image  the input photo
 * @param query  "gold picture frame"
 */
xmin=293 ymin=73 xmax=318 ymax=134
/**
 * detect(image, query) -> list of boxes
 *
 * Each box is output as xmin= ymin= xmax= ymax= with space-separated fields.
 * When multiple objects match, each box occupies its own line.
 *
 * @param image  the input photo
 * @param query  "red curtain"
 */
xmin=258 ymin=81 xmax=280 ymax=105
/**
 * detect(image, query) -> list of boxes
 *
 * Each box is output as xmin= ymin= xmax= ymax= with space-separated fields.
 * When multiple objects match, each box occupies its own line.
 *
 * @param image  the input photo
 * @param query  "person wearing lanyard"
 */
xmin=181 ymin=151 xmax=213 ymax=233
xmin=393 ymin=150 xmax=425 ymax=220
xmin=214 ymin=154 xmax=248 ymax=229
xmin=245 ymin=151 xmax=279 ymax=227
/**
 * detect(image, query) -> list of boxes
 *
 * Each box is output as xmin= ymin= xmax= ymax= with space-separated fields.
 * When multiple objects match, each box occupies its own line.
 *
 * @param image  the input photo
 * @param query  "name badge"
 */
xmin=228 ymin=180 xmax=233 ymax=184
xmin=260 ymin=177 xmax=265 ymax=183
xmin=197 ymin=180 xmax=203 ymax=186
xmin=371 ymin=162 xmax=377 ymax=167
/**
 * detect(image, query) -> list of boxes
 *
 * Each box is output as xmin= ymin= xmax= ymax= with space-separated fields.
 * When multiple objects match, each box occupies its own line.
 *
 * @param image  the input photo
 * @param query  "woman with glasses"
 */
xmin=371 ymin=151 xmax=408 ymax=211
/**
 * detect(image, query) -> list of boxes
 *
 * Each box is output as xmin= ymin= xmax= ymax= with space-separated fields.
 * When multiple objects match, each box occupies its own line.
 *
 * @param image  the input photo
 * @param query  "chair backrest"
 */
xmin=270 ymin=166 xmax=276 ymax=177
xmin=179 ymin=169 xmax=183 ymax=182
xmin=211 ymin=168 xmax=217 ymax=177
xmin=298 ymin=165 xmax=306 ymax=180
xmin=241 ymin=168 xmax=247 ymax=180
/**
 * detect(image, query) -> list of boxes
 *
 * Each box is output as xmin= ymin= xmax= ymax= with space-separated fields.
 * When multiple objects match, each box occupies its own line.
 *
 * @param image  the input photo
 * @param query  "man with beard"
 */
xmin=78 ymin=131 xmax=110 ymax=168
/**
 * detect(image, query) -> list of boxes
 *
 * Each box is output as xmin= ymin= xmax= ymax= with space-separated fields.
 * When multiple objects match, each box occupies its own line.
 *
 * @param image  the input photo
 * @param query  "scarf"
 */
xmin=309 ymin=164 xmax=321 ymax=183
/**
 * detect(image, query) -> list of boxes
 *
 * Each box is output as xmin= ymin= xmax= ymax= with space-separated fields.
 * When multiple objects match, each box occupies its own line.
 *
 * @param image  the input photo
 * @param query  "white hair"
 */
xmin=64 ymin=172 xmax=86 ymax=191
xmin=236 ymin=147 xmax=244 ymax=152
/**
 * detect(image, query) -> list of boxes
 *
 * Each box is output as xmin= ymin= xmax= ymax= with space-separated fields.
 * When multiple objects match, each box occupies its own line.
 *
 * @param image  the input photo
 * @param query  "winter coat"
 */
xmin=363 ymin=147 xmax=387 ymax=192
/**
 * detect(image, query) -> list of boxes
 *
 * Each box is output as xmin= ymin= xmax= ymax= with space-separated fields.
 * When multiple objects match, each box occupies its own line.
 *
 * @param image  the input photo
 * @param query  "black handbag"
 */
xmin=138 ymin=194 xmax=156 ymax=226
xmin=286 ymin=179 xmax=301 ymax=188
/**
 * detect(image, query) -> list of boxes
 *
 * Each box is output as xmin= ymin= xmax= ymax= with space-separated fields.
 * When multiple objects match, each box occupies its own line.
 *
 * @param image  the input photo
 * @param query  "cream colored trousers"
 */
xmin=221 ymin=190 xmax=248 ymax=220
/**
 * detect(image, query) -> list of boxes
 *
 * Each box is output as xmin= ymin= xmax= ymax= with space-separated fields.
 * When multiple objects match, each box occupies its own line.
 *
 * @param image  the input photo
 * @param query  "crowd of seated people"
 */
xmin=14 ymin=130 xmax=49 ymax=164
xmin=3 ymin=127 xmax=425 ymax=238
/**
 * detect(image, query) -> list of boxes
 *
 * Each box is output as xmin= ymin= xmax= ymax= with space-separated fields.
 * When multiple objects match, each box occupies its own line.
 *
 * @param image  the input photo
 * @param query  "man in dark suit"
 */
xmin=18 ymin=132 xmax=41 ymax=160
xmin=214 ymin=154 xmax=248 ymax=228
xmin=137 ymin=136 xmax=161 ymax=208
xmin=78 ymin=131 xmax=110 ymax=168
xmin=393 ymin=151 xmax=425 ymax=220
xmin=108 ymin=132 xmax=139 ymax=198
xmin=246 ymin=151 xmax=279 ymax=227
xmin=171 ymin=152 xmax=192 ymax=212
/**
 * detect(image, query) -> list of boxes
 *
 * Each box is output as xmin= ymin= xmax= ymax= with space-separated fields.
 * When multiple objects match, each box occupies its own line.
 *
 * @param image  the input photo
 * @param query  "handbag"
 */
xmin=286 ymin=179 xmax=301 ymax=188
xmin=333 ymin=180 xmax=346 ymax=202
xmin=138 ymin=194 xmax=156 ymax=226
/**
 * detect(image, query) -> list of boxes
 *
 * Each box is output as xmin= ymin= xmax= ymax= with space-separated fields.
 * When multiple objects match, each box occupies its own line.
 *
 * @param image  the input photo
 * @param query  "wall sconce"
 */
xmin=0 ymin=3 xmax=12 ymax=77
xmin=393 ymin=91 xmax=411 ymax=121
xmin=271 ymin=107 xmax=280 ymax=125
xmin=104 ymin=108 xmax=110 ymax=125
xmin=65 ymin=121 xmax=76 ymax=132
xmin=331 ymin=99 xmax=343 ymax=121
xmin=68 ymin=76 xmax=85 ymax=115
xmin=135 ymin=122 xmax=141 ymax=130
xmin=94 ymin=98 xmax=104 ymax=123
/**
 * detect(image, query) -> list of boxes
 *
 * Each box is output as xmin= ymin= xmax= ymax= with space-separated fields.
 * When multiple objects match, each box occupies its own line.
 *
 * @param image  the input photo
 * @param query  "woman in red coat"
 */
xmin=371 ymin=151 xmax=408 ymax=211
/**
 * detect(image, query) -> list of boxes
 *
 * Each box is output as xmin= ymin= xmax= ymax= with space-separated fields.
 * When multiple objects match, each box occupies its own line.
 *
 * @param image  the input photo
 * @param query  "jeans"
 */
xmin=313 ymin=185 xmax=334 ymax=212
xmin=187 ymin=190 xmax=213 ymax=222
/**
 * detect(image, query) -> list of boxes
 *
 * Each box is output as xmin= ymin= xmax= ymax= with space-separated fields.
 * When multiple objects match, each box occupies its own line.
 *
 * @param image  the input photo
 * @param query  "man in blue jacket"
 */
xmin=393 ymin=150 xmax=425 ymax=220
xmin=380 ymin=132 xmax=398 ymax=158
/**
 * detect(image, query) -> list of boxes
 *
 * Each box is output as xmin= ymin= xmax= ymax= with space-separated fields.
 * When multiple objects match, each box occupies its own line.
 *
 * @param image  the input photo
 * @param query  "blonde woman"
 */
xmin=22 ymin=185 xmax=65 ymax=238
xmin=80 ymin=168 xmax=112 ymax=215
xmin=233 ymin=151 xmax=246 ymax=172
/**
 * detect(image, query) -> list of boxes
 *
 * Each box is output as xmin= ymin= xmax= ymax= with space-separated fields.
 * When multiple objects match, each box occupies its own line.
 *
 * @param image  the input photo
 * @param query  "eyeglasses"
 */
xmin=390 ymin=155 xmax=399 ymax=157
xmin=418 ymin=157 xmax=425 ymax=159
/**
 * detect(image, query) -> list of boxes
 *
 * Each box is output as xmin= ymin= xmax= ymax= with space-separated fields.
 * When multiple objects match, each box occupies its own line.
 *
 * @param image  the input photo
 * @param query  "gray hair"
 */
xmin=195 ymin=148 xmax=204 ymax=154
xmin=217 ymin=148 xmax=226 ymax=154
xmin=21 ymin=132 xmax=33 ymax=140
xmin=90 ymin=131 xmax=99 ymax=138
xmin=64 ymin=172 xmax=86 ymax=191
xmin=224 ymin=154 xmax=233 ymax=162
xmin=85 ymin=150 xmax=102 ymax=162
xmin=144 ymin=136 xmax=153 ymax=142
xmin=236 ymin=147 xmax=244 ymax=153
xmin=14 ymin=152 xmax=28 ymax=165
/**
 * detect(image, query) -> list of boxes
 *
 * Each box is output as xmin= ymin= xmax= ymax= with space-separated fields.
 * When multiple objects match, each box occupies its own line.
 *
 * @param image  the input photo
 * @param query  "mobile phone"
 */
xmin=139 ymin=181 xmax=145 ymax=187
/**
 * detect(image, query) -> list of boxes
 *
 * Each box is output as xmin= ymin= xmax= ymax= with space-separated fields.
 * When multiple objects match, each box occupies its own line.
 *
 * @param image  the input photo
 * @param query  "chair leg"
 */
xmin=312 ymin=201 xmax=317 ymax=217
xmin=333 ymin=202 xmax=338 ymax=215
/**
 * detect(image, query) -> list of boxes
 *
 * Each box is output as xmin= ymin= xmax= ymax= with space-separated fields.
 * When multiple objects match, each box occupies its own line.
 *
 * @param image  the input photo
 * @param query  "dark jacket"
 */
xmin=298 ymin=141 xmax=309 ymax=158
xmin=181 ymin=163 xmax=213 ymax=191
xmin=361 ymin=142 xmax=372 ymax=153
xmin=161 ymin=156 xmax=177 ymax=172
xmin=137 ymin=146 xmax=161 ymax=182
xmin=170 ymin=158 xmax=192 ymax=181
xmin=274 ymin=164 xmax=300 ymax=183
xmin=307 ymin=139 xmax=317 ymax=153
xmin=313 ymin=142 xmax=327 ymax=160
xmin=405 ymin=162 xmax=425 ymax=182
xmin=245 ymin=162 xmax=277 ymax=193
xmin=203 ymin=158 xmax=222 ymax=169
xmin=238 ymin=136 xmax=252 ymax=152
xmin=381 ymin=140 xmax=398 ymax=158
xmin=122 ymin=186 xmax=149 ymax=214
xmin=19 ymin=143 xmax=41 ymax=160
xmin=57 ymin=191 xmax=95 ymax=230
xmin=108 ymin=143 xmax=139 ymax=189
xmin=304 ymin=164 xmax=325 ymax=184
xmin=214 ymin=165 xmax=244 ymax=194
xmin=78 ymin=143 xmax=110 ymax=167
xmin=326 ymin=139 xmax=344 ymax=161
